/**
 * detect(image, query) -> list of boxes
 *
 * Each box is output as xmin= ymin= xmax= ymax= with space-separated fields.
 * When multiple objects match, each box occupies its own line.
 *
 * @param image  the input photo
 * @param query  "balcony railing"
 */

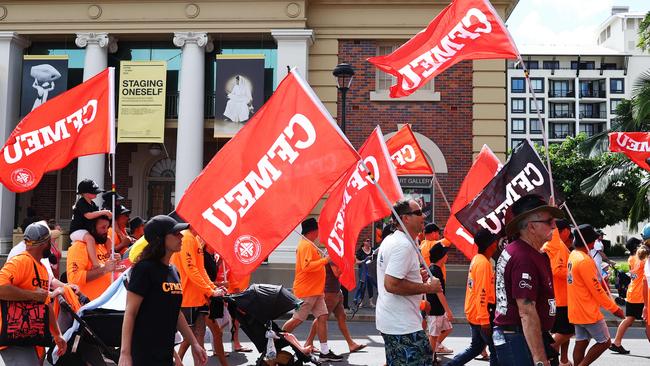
xmin=165 ymin=92 xmax=217 ymax=119
xmin=579 ymin=90 xmax=606 ymax=98
xmin=579 ymin=111 xmax=607 ymax=119
xmin=548 ymin=111 xmax=575 ymax=118
xmin=548 ymin=90 xmax=575 ymax=98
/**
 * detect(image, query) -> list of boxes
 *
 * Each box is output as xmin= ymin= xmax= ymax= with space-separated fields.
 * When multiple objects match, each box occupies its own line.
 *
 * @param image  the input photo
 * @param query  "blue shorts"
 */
xmin=381 ymin=330 xmax=432 ymax=366
xmin=574 ymin=319 xmax=610 ymax=343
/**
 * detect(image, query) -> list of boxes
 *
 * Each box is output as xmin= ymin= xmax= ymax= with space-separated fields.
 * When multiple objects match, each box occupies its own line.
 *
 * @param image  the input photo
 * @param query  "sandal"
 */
xmin=435 ymin=345 xmax=453 ymax=354
xmin=349 ymin=344 xmax=367 ymax=353
xmin=235 ymin=346 xmax=253 ymax=353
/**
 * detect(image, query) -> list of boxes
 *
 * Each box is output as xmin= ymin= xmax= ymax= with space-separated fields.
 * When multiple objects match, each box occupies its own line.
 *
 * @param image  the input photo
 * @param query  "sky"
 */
xmin=506 ymin=0 xmax=649 ymax=46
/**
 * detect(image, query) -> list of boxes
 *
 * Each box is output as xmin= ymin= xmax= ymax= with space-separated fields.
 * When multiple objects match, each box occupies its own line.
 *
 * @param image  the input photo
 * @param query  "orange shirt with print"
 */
xmin=292 ymin=239 xmax=328 ymax=298
xmin=170 ymin=231 xmax=216 ymax=308
xmin=67 ymin=240 xmax=112 ymax=301
xmin=542 ymin=229 xmax=570 ymax=307
xmin=626 ymin=255 xmax=645 ymax=304
xmin=464 ymin=253 xmax=495 ymax=325
xmin=0 ymin=252 xmax=51 ymax=350
xmin=567 ymin=249 xmax=618 ymax=324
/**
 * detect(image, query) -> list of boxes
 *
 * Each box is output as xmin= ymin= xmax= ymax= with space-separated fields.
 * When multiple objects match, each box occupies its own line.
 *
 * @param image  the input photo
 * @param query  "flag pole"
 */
xmin=432 ymin=175 xmax=452 ymax=213
xmin=110 ymin=152 xmax=116 ymax=283
xmin=518 ymin=56 xmax=556 ymax=205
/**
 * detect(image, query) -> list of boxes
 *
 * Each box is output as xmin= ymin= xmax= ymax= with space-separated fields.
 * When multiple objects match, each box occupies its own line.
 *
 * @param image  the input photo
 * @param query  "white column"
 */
xmin=272 ymin=29 xmax=314 ymax=86
xmin=0 ymin=32 xmax=29 ymax=253
xmin=75 ymin=33 xmax=117 ymax=195
xmin=173 ymin=32 xmax=213 ymax=206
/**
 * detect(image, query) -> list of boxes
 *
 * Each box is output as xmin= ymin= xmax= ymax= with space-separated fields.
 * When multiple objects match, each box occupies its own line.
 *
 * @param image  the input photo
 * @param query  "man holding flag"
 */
xmin=377 ymin=199 xmax=441 ymax=365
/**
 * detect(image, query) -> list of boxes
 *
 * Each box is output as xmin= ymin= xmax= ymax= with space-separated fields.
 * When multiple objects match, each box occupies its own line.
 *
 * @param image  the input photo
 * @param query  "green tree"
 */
xmin=537 ymin=135 xmax=641 ymax=228
xmin=638 ymin=11 xmax=650 ymax=52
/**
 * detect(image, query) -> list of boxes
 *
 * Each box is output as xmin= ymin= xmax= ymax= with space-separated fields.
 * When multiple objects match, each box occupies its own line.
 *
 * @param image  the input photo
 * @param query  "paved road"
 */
xmin=181 ymin=320 xmax=650 ymax=366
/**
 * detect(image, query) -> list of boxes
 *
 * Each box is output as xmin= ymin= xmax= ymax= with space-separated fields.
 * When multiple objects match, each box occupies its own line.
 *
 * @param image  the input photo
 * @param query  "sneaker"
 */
xmin=609 ymin=344 xmax=630 ymax=354
xmin=319 ymin=351 xmax=343 ymax=362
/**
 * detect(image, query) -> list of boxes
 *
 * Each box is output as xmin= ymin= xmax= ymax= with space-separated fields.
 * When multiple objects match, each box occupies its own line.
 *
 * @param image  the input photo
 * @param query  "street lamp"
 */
xmin=333 ymin=63 xmax=355 ymax=133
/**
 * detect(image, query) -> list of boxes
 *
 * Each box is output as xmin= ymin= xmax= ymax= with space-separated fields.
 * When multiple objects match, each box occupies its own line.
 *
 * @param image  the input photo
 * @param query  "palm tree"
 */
xmin=580 ymin=71 xmax=650 ymax=230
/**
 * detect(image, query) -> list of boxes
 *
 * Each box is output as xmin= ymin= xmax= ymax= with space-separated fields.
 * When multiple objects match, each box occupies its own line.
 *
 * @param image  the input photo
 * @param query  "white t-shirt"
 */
xmin=376 ymin=230 xmax=423 ymax=335
xmin=590 ymin=240 xmax=604 ymax=280
xmin=7 ymin=241 xmax=54 ymax=285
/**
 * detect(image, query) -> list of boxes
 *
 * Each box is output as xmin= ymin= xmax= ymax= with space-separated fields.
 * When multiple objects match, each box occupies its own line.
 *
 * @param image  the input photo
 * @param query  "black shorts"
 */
xmin=181 ymin=305 xmax=209 ymax=326
xmin=551 ymin=306 xmax=574 ymax=335
xmin=625 ymin=301 xmax=644 ymax=320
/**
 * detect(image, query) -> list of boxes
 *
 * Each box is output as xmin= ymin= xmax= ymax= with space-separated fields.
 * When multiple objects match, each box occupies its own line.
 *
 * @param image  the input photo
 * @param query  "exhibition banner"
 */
xmin=117 ymin=61 xmax=167 ymax=143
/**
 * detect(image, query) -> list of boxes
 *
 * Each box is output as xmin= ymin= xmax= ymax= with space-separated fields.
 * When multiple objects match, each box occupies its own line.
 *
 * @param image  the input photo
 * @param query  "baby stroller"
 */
xmin=48 ymin=273 xmax=128 ymax=365
xmin=225 ymin=284 xmax=320 ymax=366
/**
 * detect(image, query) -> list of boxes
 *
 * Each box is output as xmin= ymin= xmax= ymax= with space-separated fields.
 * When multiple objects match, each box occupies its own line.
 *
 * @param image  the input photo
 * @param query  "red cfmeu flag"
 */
xmin=368 ymin=0 xmax=519 ymax=98
xmin=385 ymin=124 xmax=433 ymax=175
xmin=175 ymin=70 xmax=358 ymax=277
xmin=444 ymin=145 xmax=500 ymax=259
xmin=609 ymin=132 xmax=650 ymax=171
xmin=319 ymin=126 xmax=403 ymax=290
xmin=0 ymin=68 xmax=115 ymax=193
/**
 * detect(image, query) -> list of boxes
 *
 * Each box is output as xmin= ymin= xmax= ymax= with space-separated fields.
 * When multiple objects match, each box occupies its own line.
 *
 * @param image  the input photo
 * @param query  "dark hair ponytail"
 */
xmin=136 ymin=235 xmax=166 ymax=263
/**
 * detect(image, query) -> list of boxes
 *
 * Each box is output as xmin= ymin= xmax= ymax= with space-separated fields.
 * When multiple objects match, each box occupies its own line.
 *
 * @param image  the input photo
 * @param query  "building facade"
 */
xmin=506 ymin=6 xmax=650 ymax=150
xmin=0 ymin=0 xmax=517 ymax=266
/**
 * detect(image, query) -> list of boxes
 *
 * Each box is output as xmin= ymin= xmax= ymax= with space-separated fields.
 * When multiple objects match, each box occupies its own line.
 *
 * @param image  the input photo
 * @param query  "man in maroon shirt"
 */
xmin=493 ymin=194 xmax=564 ymax=366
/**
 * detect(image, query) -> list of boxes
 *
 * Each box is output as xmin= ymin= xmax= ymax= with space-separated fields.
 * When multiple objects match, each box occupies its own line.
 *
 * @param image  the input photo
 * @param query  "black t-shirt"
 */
xmin=69 ymin=197 xmax=98 ymax=233
xmin=426 ymin=264 xmax=446 ymax=316
xmin=203 ymin=251 xmax=218 ymax=282
xmin=128 ymin=259 xmax=183 ymax=366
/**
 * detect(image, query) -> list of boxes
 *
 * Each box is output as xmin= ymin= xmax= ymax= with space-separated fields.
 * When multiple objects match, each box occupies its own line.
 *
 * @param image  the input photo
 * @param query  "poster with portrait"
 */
xmin=20 ymin=55 xmax=69 ymax=117
xmin=214 ymin=54 xmax=265 ymax=137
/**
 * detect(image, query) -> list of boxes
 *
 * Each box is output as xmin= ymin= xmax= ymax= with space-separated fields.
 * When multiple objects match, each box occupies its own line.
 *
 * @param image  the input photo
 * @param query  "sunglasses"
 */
xmin=529 ymin=218 xmax=555 ymax=226
xmin=404 ymin=209 xmax=424 ymax=217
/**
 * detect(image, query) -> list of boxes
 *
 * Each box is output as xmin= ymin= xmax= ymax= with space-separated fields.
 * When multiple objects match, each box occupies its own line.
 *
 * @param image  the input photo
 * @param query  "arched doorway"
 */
xmin=147 ymin=158 xmax=176 ymax=217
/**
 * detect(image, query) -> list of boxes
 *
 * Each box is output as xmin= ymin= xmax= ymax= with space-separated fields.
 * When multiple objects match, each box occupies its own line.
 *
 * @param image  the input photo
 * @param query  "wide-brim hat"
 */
xmin=504 ymin=194 xmax=564 ymax=237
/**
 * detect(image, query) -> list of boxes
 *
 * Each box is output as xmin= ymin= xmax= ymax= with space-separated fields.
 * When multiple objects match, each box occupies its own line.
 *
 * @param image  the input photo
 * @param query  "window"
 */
xmin=529 ymin=98 xmax=544 ymax=113
xmin=543 ymin=61 xmax=559 ymax=70
xmin=511 ymin=98 xmax=526 ymax=113
xmin=550 ymin=80 xmax=572 ymax=97
xmin=550 ymin=103 xmax=573 ymax=118
xmin=375 ymin=44 xmax=434 ymax=92
xmin=610 ymin=78 xmax=624 ymax=94
xmin=530 ymin=78 xmax=544 ymax=93
xmin=550 ymin=123 xmax=574 ymax=139
xmin=511 ymin=78 xmax=525 ymax=93
xmin=606 ymin=25 xmax=611 ymax=39
xmin=610 ymin=98 xmax=622 ymax=113
xmin=601 ymin=63 xmax=617 ymax=70
xmin=524 ymin=60 xmax=539 ymax=70
xmin=530 ymin=118 xmax=544 ymax=134
xmin=511 ymin=119 xmax=526 ymax=133
xmin=571 ymin=61 xmax=595 ymax=70
xmin=579 ymin=123 xmax=605 ymax=137
xmin=511 ymin=139 xmax=524 ymax=150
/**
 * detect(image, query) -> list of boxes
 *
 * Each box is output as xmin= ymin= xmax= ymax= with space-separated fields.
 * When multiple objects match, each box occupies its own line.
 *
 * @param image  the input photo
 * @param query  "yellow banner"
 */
xmin=117 ymin=61 xmax=166 ymax=143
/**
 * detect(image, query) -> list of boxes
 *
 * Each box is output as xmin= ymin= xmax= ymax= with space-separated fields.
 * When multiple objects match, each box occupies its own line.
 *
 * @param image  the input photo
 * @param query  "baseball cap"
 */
xmin=24 ymin=221 xmax=51 ymax=245
xmin=77 ymin=179 xmax=103 ymax=194
xmin=555 ymin=219 xmax=571 ymax=231
xmin=144 ymin=215 xmax=189 ymax=244
xmin=129 ymin=216 xmax=145 ymax=232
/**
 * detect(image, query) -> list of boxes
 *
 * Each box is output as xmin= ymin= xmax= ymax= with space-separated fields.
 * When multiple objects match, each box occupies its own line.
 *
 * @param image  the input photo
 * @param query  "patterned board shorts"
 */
xmin=382 ymin=330 xmax=433 ymax=366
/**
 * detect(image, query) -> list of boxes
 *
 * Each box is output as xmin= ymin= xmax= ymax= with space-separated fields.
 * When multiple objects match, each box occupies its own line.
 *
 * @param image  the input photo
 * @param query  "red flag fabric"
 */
xmin=609 ymin=132 xmax=650 ymax=171
xmin=0 ymin=68 xmax=115 ymax=193
xmin=386 ymin=125 xmax=433 ymax=175
xmin=367 ymin=0 xmax=519 ymax=98
xmin=175 ymin=70 xmax=358 ymax=277
xmin=319 ymin=126 xmax=403 ymax=290
xmin=444 ymin=145 xmax=501 ymax=259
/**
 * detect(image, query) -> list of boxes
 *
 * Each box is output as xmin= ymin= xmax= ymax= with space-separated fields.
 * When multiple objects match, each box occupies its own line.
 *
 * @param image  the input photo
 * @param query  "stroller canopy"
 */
xmin=226 ymin=284 xmax=302 ymax=323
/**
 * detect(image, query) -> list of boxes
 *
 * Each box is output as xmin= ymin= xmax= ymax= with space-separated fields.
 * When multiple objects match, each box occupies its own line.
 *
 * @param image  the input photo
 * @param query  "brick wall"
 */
xmin=339 ymin=40 xmax=473 ymax=264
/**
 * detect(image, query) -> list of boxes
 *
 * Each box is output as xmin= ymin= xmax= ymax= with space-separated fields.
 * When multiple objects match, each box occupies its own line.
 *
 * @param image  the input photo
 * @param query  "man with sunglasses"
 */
xmin=493 ymin=194 xmax=563 ymax=366
xmin=376 ymin=199 xmax=441 ymax=365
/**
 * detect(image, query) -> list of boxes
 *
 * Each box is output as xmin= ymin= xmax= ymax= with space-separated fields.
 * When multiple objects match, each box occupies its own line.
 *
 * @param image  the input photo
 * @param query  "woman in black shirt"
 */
xmin=119 ymin=215 xmax=208 ymax=366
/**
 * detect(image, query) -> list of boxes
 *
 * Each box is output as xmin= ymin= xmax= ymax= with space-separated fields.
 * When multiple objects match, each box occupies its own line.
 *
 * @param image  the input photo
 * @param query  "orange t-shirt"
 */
xmin=170 ymin=231 xmax=216 ymax=307
xmin=464 ymin=253 xmax=495 ymax=325
xmin=0 ymin=252 xmax=51 ymax=350
xmin=292 ymin=239 xmax=328 ymax=298
xmin=108 ymin=226 xmax=129 ymax=255
xmin=626 ymin=255 xmax=645 ymax=304
xmin=67 ymin=240 xmax=113 ymax=301
xmin=567 ymin=249 xmax=618 ymax=324
xmin=420 ymin=240 xmax=436 ymax=268
xmin=542 ymin=229 xmax=570 ymax=307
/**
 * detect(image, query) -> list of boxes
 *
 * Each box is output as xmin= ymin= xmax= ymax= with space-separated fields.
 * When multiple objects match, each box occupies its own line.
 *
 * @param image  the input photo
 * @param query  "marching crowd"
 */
xmin=1 ymin=178 xmax=650 ymax=366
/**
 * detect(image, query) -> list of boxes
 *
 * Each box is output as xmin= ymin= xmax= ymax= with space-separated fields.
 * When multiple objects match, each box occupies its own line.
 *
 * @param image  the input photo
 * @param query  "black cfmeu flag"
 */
xmin=455 ymin=140 xmax=559 ymax=238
